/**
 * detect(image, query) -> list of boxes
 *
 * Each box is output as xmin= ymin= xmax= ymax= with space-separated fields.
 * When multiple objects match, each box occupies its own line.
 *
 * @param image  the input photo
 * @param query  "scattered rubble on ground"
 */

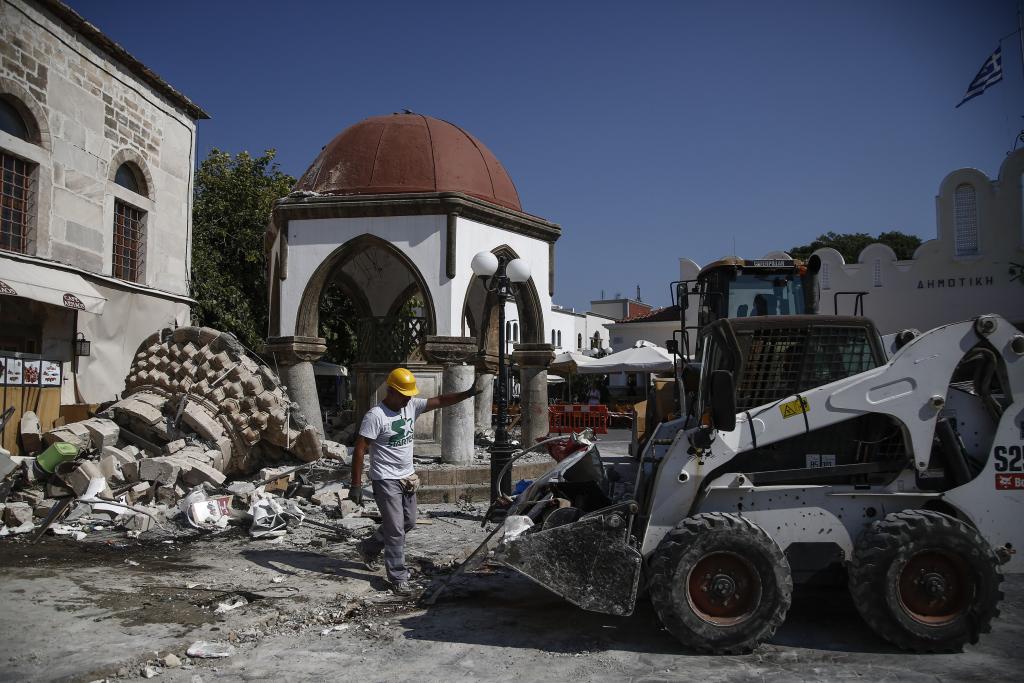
xmin=0 ymin=325 xmax=364 ymax=543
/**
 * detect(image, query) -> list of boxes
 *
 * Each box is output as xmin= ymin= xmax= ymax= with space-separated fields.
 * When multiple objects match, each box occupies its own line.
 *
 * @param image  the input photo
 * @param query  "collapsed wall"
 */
xmin=107 ymin=326 xmax=323 ymax=474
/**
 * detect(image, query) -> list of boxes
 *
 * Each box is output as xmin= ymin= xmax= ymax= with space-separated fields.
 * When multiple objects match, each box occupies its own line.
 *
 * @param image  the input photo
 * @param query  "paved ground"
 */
xmin=1 ymin=430 xmax=1021 ymax=682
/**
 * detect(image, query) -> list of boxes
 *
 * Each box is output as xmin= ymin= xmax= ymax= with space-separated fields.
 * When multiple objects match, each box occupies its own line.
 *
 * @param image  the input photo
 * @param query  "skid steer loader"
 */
xmin=458 ymin=313 xmax=1024 ymax=654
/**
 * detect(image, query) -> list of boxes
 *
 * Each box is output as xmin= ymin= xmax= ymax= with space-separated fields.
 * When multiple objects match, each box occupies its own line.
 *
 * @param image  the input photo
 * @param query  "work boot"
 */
xmin=390 ymin=580 xmax=413 ymax=596
xmin=356 ymin=543 xmax=381 ymax=572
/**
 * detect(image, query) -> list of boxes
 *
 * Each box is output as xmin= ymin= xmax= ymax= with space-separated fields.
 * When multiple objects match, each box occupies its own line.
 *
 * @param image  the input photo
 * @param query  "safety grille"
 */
xmin=736 ymin=326 xmax=877 ymax=410
xmin=1 ymin=151 xmax=35 ymax=254
xmin=113 ymin=200 xmax=145 ymax=282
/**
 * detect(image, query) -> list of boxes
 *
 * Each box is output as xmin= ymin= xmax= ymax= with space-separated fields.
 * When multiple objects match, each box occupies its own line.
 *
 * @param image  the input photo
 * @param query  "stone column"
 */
xmin=473 ymin=353 xmax=497 ymax=439
xmin=512 ymin=343 xmax=554 ymax=447
xmin=266 ymin=335 xmax=327 ymax=437
xmin=424 ymin=336 xmax=478 ymax=465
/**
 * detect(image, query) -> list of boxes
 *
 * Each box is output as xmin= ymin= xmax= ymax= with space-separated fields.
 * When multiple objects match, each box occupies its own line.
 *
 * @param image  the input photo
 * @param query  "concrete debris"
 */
xmin=186 ymin=641 xmax=236 ymax=658
xmin=19 ymin=411 xmax=42 ymax=454
xmin=0 ymin=326 xmax=366 ymax=543
xmin=214 ymin=595 xmax=249 ymax=613
xmin=160 ymin=653 xmax=181 ymax=668
xmin=141 ymin=663 xmax=161 ymax=678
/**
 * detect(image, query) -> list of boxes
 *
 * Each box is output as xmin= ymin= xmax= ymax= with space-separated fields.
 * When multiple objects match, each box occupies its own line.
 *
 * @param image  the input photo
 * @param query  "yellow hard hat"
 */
xmin=386 ymin=367 xmax=419 ymax=396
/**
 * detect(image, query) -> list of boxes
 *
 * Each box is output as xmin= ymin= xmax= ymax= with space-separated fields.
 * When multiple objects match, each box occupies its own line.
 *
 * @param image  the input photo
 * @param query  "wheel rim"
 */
xmin=897 ymin=550 xmax=973 ymax=626
xmin=686 ymin=551 xmax=762 ymax=626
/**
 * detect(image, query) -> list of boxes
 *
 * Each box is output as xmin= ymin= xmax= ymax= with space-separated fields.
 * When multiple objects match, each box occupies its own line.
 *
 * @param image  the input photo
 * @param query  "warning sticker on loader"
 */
xmin=780 ymin=397 xmax=809 ymax=419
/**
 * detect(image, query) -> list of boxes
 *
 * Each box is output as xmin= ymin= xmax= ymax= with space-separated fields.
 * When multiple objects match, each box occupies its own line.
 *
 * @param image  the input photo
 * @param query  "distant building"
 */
xmin=671 ymin=151 xmax=1024 ymax=341
xmin=0 ymin=0 xmax=207 ymax=403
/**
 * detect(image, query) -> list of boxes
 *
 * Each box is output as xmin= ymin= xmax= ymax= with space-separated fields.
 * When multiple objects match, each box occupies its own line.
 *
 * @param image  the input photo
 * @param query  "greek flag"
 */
xmin=956 ymin=46 xmax=1003 ymax=108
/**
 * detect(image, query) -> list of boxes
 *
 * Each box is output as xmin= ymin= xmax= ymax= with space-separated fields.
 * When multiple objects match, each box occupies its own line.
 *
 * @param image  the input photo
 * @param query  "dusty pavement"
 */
xmin=2 ymin=430 xmax=1023 ymax=682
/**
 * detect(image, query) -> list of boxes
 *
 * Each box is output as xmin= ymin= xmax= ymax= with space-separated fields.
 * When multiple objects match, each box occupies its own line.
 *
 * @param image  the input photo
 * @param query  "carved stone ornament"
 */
xmin=511 ymin=342 xmax=554 ymax=368
xmin=265 ymin=335 xmax=327 ymax=365
xmin=423 ymin=335 xmax=478 ymax=365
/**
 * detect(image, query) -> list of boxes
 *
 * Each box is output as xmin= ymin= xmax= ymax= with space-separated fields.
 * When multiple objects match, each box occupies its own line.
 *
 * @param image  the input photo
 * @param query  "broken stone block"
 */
xmin=123 ymin=511 xmax=156 ymax=531
xmin=44 ymin=422 xmax=92 ymax=451
xmin=121 ymin=459 xmax=140 ymax=483
xmin=259 ymin=467 xmax=293 ymax=493
xmin=122 ymin=444 xmax=141 ymax=458
xmin=128 ymin=482 xmax=154 ymax=504
xmin=64 ymin=461 xmax=107 ymax=496
xmin=103 ymin=446 xmax=135 ymax=469
xmin=82 ymin=418 xmax=120 ymax=449
xmin=321 ymin=440 xmax=350 ymax=464
xmin=138 ymin=457 xmax=182 ymax=486
xmin=155 ymin=484 xmax=185 ymax=506
xmin=3 ymin=502 xmax=33 ymax=527
xmin=98 ymin=454 xmax=120 ymax=481
xmin=181 ymin=403 xmax=227 ymax=443
xmin=0 ymin=453 xmax=17 ymax=481
xmin=33 ymin=499 xmax=62 ymax=518
xmin=165 ymin=439 xmax=187 ymax=454
xmin=226 ymin=481 xmax=255 ymax=503
xmin=11 ymin=488 xmax=44 ymax=507
xmin=311 ymin=482 xmax=349 ymax=507
xmin=181 ymin=462 xmax=226 ymax=487
xmin=19 ymin=411 xmax=42 ymax=454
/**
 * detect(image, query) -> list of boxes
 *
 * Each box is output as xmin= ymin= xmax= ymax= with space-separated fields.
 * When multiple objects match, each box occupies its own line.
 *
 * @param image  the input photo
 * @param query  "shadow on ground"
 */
xmin=404 ymin=571 xmax=900 ymax=656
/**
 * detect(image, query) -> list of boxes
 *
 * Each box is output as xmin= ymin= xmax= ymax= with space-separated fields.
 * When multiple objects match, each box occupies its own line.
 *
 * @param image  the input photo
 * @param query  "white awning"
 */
xmin=0 ymin=257 xmax=106 ymax=314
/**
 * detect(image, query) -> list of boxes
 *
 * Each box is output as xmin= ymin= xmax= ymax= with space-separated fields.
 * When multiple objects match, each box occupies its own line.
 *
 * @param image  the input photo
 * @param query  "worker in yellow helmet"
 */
xmin=350 ymin=366 xmax=479 ymax=595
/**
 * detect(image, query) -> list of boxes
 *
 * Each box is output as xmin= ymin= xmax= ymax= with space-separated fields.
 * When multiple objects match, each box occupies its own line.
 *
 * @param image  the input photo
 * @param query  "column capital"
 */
xmin=266 ymin=335 xmax=327 ymax=365
xmin=512 ymin=343 xmax=554 ymax=368
xmin=423 ymin=335 xmax=478 ymax=366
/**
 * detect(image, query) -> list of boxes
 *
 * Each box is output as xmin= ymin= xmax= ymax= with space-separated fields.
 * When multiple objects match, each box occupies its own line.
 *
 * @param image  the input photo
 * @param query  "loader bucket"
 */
xmin=492 ymin=509 xmax=642 ymax=616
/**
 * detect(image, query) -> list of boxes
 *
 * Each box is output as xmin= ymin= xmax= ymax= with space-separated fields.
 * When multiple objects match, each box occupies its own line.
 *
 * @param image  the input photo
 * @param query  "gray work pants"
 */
xmin=361 ymin=479 xmax=417 ymax=583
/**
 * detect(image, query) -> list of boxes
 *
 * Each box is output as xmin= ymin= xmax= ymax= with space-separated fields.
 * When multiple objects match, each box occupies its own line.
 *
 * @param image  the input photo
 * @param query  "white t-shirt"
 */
xmin=358 ymin=397 xmax=428 ymax=480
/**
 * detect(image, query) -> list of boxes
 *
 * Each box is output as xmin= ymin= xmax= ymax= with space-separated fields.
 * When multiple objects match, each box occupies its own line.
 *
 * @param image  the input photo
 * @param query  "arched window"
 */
xmin=0 ymin=98 xmax=30 ymax=140
xmin=557 ymin=330 xmax=562 ymax=347
xmin=1 ymin=96 xmax=39 ymax=254
xmin=114 ymin=162 xmax=148 ymax=197
xmin=551 ymin=330 xmax=556 ymax=346
xmin=954 ymin=183 xmax=979 ymax=256
xmin=513 ymin=322 xmax=519 ymax=341
xmin=820 ymin=262 xmax=831 ymax=290
xmin=872 ymin=258 xmax=882 ymax=287
xmin=505 ymin=321 xmax=511 ymax=340
xmin=577 ymin=333 xmax=583 ymax=349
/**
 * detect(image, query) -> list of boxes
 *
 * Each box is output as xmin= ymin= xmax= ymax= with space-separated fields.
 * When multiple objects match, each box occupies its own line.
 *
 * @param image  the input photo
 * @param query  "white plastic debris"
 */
xmin=214 ymin=595 xmax=248 ymax=614
xmin=501 ymin=515 xmax=534 ymax=542
xmin=248 ymin=493 xmax=304 ymax=538
xmin=320 ymin=624 xmax=349 ymax=635
xmin=186 ymin=495 xmax=234 ymax=530
xmin=186 ymin=641 xmax=236 ymax=658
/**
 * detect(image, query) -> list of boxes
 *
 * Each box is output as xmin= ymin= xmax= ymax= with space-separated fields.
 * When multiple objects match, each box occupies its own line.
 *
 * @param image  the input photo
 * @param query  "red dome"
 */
xmin=295 ymin=113 xmax=522 ymax=212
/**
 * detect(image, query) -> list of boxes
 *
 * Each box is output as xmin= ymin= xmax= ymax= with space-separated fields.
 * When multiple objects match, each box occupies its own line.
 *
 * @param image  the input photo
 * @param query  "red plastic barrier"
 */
xmin=548 ymin=404 xmax=609 ymax=434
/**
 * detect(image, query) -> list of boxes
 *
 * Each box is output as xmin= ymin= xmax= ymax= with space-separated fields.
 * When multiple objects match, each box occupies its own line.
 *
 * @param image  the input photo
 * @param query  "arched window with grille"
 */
xmin=577 ymin=333 xmax=583 ymax=349
xmin=821 ymin=262 xmax=831 ymax=290
xmin=551 ymin=330 xmax=556 ymax=346
xmin=954 ymin=183 xmax=979 ymax=256
xmin=557 ymin=330 xmax=562 ymax=347
xmin=513 ymin=322 xmax=519 ymax=341
xmin=505 ymin=321 xmax=511 ymax=340
xmin=872 ymin=259 xmax=882 ymax=287
xmin=0 ymin=96 xmax=40 ymax=254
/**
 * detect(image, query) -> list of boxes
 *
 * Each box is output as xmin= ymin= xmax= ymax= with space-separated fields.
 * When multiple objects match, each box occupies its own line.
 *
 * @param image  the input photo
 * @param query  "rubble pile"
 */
xmin=0 ymin=325 xmax=359 ymax=540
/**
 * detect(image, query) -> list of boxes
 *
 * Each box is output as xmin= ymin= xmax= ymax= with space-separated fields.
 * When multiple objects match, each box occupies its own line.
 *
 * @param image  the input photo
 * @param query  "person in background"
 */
xmin=349 ymin=367 xmax=479 ymax=595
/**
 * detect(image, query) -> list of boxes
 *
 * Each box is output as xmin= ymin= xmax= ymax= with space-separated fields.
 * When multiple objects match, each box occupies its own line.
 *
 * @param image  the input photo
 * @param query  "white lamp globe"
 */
xmin=506 ymin=258 xmax=531 ymax=283
xmin=471 ymin=251 xmax=499 ymax=276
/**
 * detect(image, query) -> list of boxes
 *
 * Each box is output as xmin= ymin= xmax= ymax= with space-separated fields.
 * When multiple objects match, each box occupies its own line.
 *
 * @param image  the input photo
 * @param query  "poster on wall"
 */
xmin=22 ymin=360 xmax=41 ymax=386
xmin=40 ymin=360 xmax=62 ymax=387
xmin=4 ymin=358 xmax=23 ymax=385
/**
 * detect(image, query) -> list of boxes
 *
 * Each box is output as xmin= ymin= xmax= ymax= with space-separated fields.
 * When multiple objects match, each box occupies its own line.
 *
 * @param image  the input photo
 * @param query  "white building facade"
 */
xmin=0 ymin=0 xmax=206 ymax=403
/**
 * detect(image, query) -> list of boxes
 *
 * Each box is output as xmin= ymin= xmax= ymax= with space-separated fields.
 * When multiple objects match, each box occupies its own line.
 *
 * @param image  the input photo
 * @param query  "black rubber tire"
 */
xmin=648 ymin=512 xmax=793 ymax=654
xmin=848 ymin=509 xmax=1004 ymax=652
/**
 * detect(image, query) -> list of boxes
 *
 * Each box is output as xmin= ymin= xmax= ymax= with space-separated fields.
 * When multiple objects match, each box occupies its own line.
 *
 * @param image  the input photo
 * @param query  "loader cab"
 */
xmin=692 ymin=256 xmax=821 ymax=333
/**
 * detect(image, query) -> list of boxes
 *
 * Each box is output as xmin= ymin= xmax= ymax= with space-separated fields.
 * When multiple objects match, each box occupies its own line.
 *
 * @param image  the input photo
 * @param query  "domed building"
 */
xmin=265 ymin=113 xmax=561 ymax=459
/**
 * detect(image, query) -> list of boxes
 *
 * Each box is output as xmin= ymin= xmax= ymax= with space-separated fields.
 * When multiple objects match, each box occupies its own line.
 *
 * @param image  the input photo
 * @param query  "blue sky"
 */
xmin=70 ymin=0 xmax=1020 ymax=311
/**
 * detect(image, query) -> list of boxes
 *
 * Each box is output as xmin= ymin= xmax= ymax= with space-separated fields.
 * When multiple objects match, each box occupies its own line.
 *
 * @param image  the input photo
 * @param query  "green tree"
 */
xmin=788 ymin=230 xmax=922 ymax=262
xmin=190 ymin=149 xmax=293 ymax=351
xmin=318 ymin=280 xmax=359 ymax=367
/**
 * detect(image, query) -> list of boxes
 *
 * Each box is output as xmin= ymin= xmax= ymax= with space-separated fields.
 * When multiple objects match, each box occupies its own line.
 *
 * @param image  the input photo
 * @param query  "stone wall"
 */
xmin=0 ymin=0 xmax=197 ymax=296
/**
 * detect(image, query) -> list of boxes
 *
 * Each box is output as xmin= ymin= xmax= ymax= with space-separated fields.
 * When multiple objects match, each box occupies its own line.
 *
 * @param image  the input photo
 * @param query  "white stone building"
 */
xmin=0 ymin=0 xmax=206 ymax=403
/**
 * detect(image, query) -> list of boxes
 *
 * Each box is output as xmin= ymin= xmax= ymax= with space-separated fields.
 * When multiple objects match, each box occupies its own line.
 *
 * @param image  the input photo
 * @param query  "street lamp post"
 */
xmin=471 ymin=250 xmax=532 ymax=501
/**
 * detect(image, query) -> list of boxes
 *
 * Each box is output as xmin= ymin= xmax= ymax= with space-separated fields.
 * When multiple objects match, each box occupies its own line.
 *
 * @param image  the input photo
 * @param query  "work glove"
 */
xmin=347 ymin=486 xmax=364 ymax=506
